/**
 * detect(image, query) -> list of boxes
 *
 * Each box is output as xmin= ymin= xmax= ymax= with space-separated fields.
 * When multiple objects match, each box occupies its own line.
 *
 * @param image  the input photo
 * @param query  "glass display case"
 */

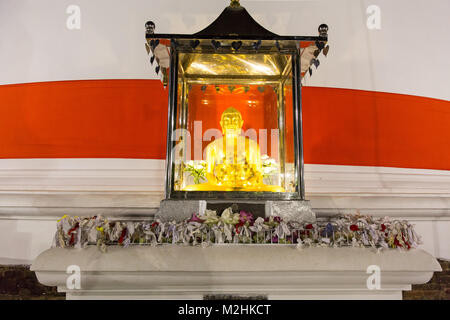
xmin=145 ymin=0 xmax=328 ymax=207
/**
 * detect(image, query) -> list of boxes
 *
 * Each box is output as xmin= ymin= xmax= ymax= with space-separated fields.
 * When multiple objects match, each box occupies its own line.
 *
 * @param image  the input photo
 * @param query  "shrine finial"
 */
xmin=230 ymin=0 xmax=240 ymax=8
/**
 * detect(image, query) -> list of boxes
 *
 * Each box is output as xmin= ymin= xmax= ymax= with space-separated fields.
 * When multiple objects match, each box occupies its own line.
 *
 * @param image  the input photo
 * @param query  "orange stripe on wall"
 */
xmin=0 ymin=80 xmax=168 ymax=158
xmin=303 ymin=87 xmax=450 ymax=170
xmin=0 ymin=80 xmax=449 ymax=170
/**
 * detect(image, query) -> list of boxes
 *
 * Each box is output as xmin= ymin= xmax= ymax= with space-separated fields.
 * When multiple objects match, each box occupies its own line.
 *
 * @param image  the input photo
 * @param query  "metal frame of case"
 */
xmin=145 ymin=1 xmax=328 ymax=202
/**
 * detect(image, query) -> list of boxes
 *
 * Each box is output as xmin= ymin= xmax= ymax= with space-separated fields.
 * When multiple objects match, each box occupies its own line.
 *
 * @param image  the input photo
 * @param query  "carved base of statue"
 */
xmin=157 ymin=199 xmax=315 ymax=224
xmin=183 ymin=183 xmax=285 ymax=192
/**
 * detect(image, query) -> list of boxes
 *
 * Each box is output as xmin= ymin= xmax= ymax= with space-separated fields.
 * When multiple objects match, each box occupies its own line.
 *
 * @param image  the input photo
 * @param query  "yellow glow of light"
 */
xmin=232 ymin=56 xmax=276 ymax=75
xmin=189 ymin=62 xmax=217 ymax=75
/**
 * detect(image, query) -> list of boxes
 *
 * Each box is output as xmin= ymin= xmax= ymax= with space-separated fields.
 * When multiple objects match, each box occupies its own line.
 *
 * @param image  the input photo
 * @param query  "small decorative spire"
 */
xmin=230 ymin=0 xmax=240 ymax=8
xmin=318 ymin=24 xmax=328 ymax=37
xmin=145 ymin=21 xmax=155 ymax=34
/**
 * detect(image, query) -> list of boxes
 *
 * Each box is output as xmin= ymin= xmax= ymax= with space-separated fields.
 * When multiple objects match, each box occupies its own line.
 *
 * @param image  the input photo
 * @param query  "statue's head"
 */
xmin=220 ymin=107 xmax=243 ymax=134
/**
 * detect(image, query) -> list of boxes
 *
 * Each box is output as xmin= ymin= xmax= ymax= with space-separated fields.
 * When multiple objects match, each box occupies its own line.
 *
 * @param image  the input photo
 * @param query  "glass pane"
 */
xmin=181 ymin=53 xmax=290 ymax=77
xmin=172 ymin=52 xmax=295 ymax=193
xmin=283 ymin=74 xmax=296 ymax=192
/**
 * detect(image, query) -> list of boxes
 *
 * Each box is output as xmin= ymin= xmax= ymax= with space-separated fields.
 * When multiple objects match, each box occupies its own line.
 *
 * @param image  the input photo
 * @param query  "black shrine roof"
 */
xmin=147 ymin=1 xmax=327 ymax=42
xmin=194 ymin=4 xmax=277 ymax=38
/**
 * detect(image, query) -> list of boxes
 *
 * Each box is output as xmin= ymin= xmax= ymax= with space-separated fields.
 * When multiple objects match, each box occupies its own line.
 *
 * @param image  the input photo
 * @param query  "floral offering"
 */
xmin=53 ymin=209 xmax=422 ymax=253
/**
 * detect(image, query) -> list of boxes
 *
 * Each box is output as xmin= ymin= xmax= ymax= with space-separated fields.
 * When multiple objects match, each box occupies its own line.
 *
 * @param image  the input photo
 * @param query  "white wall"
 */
xmin=0 ymin=0 xmax=449 ymax=100
xmin=0 ymin=159 xmax=449 ymax=263
xmin=0 ymin=1 xmax=449 ymax=264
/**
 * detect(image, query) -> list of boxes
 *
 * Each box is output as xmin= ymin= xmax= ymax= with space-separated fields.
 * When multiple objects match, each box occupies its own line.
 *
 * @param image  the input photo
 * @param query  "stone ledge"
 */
xmin=403 ymin=259 xmax=450 ymax=300
xmin=31 ymin=246 xmax=441 ymax=300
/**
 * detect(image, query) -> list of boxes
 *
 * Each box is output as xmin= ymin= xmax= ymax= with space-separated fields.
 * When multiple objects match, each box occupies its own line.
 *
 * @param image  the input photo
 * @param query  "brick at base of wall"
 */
xmin=0 ymin=265 xmax=64 ymax=300
xmin=0 ymin=260 xmax=449 ymax=300
xmin=403 ymin=259 xmax=450 ymax=300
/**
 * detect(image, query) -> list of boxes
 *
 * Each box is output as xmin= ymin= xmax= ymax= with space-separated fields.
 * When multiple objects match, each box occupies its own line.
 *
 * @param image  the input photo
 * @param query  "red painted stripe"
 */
xmin=0 ymin=80 xmax=449 ymax=170
xmin=303 ymin=87 xmax=450 ymax=170
xmin=0 ymin=80 xmax=168 ymax=159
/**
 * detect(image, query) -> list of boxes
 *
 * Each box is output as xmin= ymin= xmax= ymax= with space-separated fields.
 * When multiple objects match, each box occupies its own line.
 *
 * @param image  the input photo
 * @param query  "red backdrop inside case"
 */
xmin=187 ymin=84 xmax=287 ymax=160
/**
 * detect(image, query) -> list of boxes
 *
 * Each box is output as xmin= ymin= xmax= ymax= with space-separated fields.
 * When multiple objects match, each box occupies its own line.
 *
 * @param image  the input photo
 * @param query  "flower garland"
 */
xmin=53 ymin=208 xmax=422 ymax=253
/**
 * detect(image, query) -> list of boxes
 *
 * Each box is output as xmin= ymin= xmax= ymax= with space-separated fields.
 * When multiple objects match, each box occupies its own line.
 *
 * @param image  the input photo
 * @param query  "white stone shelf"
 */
xmin=31 ymin=245 xmax=441 ymax=300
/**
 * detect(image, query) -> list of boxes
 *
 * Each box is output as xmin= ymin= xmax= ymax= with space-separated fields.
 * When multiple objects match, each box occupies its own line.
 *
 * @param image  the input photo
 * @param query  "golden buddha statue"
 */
xmin=183 ymin=107 xmax=285 ymax=192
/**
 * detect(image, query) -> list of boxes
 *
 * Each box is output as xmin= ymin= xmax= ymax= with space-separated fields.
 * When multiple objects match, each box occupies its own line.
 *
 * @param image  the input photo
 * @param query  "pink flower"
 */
xmin=273 ymin=216 xmax=282 ymax=223
xmin=239 ymin=210 xmax=254 ymax=224
xmin=189 ymin=213 xmax=205 ymax=223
